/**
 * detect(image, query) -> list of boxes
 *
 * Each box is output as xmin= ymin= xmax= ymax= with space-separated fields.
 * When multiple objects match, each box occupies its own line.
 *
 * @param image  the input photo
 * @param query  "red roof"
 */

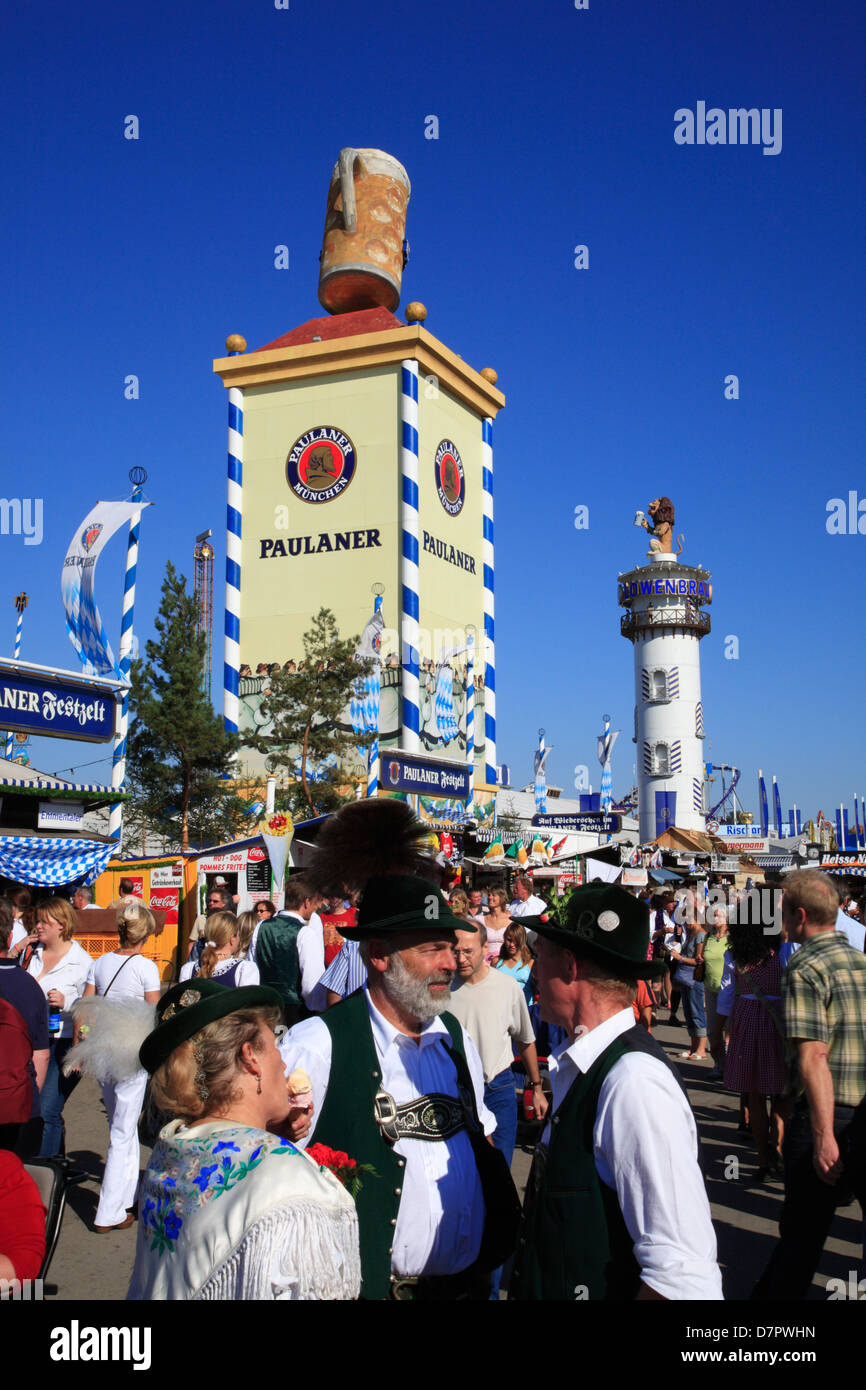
xmin=253 ymin=307 xmax=405 ymax=353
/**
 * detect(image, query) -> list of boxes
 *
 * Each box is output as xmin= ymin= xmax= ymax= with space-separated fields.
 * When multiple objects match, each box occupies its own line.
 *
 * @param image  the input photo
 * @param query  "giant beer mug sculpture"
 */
xmin=318 ymin=148 xmax=411 ymax=315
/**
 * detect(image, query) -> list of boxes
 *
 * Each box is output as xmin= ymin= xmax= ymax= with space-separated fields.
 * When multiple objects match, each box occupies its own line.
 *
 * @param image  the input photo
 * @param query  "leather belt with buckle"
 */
xmin=374 ymin=1088 xmax=473 ymax=1143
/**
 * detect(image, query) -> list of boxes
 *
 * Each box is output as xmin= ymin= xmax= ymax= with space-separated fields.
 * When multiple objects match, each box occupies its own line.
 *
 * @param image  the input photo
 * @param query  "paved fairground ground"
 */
xmin=43 ymin=1015 xmax=861 ymax=1303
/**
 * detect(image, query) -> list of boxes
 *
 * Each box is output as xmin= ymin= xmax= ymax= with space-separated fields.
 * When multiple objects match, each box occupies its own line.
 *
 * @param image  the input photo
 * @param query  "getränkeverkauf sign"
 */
xmin=0 ymin=663 xmax=119 ymax=743
xmin=531 ymin=812 xmax=622 ymax=834
xmin=381 ymin=751 xmax=471 ymax=799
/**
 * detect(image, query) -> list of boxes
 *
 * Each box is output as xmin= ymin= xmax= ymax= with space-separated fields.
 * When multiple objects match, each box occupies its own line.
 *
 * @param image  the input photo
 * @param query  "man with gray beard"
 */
xmin=279 ymin=874 xmax=520 ymax=1299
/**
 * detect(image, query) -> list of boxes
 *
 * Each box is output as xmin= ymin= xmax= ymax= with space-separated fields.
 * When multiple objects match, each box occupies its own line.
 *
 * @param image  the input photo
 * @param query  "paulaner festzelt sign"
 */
xmin=0 ymin=663 xmax=119 ymax=743
xmin=382 ymin=751 xmax=471 ymax=798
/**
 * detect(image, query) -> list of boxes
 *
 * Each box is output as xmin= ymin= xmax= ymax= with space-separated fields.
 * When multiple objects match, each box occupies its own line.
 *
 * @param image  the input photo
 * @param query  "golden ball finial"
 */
xmin=225 ymin=334 xmax=247 ymax=354
xmin=405 ymin=302 xmax=427 ymax=325
xmin=480 ymin=367 xmax=498 ymax=385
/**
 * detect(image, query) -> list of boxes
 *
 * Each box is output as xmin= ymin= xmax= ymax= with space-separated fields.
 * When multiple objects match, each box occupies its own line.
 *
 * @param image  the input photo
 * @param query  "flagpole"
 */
xmin=465 ymin=633 xmax=475 ymax=808
xmin=109 ymin=468 xmax=147 ymax=843
xmin=366 ymin=593 xmax=383 ymax=799
xmin=4 ymin=592 xmax=28 ymax=759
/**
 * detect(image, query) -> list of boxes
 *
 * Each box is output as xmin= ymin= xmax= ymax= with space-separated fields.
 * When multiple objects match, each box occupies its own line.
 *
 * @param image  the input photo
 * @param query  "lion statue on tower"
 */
xmin=637 ymin=497 xmax=684 ymax=555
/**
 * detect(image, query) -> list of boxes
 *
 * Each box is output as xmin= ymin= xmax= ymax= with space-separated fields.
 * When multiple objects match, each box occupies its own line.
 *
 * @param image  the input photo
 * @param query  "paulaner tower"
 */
xmin=618 ymin=500 xmax=711 ymax=842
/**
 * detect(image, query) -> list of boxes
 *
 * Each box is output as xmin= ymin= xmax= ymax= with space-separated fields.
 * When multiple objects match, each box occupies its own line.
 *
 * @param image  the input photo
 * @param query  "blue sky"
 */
xmin=2 ymin=0 xmax=863 ymax=822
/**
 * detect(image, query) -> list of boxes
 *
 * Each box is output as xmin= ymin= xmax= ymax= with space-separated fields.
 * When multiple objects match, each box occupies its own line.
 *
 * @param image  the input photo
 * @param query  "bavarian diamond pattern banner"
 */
xmin=61 ymin=501 xmax=149 ymax=676
xmin=0 ymin=835 xmax=114 ymax=887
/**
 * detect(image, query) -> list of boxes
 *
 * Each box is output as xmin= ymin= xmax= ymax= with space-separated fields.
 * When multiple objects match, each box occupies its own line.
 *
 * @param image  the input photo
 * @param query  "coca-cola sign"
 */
xmin=248 ymin=846 xmax=266 ymax=862
xmin=149 ymin=888 xmax=178 ymax=924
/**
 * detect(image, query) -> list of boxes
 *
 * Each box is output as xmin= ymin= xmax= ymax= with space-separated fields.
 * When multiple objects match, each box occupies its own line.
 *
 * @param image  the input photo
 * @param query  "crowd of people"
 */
xmin=1 ymin=808 xmax=864 ymax=1303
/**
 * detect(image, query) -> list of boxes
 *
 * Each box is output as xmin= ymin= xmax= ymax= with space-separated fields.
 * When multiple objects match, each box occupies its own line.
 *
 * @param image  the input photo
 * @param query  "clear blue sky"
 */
xmin=2 ymin=0 xmax=863 ymax=822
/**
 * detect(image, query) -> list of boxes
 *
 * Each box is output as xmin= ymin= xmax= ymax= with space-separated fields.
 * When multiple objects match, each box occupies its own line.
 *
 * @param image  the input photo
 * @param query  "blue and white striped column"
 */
xmin=109 ymin=480 xmax=144 ymax=841
xmin=400 ymin=360 xmax=420 ymax=753
xmin=224 ymin=339 xmax=246 ymax=736
xmin=481 ymin=416 xmax=496 ymax=785
xmin=5 ymin=595 xmax=26 ymax=759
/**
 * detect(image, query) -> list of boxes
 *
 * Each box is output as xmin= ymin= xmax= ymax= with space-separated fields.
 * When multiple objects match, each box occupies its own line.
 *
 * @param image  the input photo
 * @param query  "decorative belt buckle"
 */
xmin=374 ymin=1089 xmax=398 ymax=1141
xmin=390 ymin=1277 xmax=418 ymax=1301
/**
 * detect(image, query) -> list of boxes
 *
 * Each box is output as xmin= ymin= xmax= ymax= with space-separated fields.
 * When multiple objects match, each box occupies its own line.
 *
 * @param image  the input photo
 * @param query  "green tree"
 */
xmin=127 ymin=562 xmax=239 ymax=851
xmin=244 ymin=607 xmax=372 ymax=817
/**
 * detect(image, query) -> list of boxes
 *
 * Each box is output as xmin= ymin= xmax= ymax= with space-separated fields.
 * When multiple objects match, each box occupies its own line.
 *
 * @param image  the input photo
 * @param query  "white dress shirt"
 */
xmin=280 ymin=987 xmax=495 ymax=1277
xmin=508 ymin=895 xmax=547 ymax=918
xmin=27 ymin=941 xmax=95 ymax=1039
xmin=296 ymin=912 xmax=326 ymax=1011
xmin=544 ymin=1007 xmax=722 ymax=1300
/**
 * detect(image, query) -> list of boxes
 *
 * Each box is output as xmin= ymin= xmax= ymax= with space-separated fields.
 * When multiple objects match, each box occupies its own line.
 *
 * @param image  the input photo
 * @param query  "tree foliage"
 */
xmin=243 ymin=607 xmax=372 ymax=817
xmin=127 ymin=562 xmax=240 ymax=851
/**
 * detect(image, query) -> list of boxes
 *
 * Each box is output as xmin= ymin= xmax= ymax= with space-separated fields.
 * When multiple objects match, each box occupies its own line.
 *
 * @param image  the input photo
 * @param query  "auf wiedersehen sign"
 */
xmin=381 ymin=751 xmax=471 ymax=799
xmin=0 ymin=663 xmax=119 ymax=743
xmin=531 ymin=812 xmax=622 ymax=834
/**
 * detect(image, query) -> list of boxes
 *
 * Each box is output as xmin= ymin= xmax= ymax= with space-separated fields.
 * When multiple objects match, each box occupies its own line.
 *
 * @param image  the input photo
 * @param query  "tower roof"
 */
xmin=252 ymin=308 xmax=404 ymax=353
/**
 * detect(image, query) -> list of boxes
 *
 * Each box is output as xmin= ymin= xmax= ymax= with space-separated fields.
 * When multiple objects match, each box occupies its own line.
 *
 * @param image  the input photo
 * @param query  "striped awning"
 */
xmin=825 ymin=865 xmax=866 ymax=877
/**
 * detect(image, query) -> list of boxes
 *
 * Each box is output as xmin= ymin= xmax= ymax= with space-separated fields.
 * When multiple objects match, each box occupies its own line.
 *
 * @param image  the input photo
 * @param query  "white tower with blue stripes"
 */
xmin=618 ymin=552 xmax=712 ymax=843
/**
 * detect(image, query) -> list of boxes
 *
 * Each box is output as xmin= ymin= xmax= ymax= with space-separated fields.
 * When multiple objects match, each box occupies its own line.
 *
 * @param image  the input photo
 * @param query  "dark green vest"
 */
xmin=510 ymin=1024 xmax=689 ymax=1301
xmin=309 ymin=989 xmax=495 ymax=1301
xmin=255 ymin=913 xmax=305 ymax=1025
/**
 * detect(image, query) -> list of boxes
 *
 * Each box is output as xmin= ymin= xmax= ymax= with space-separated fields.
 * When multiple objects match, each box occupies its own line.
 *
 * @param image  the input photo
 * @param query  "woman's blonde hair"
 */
xmin=36 ymin=897 xmax=78 ymax=942
xmin=149 ymin=1006 xmax=281 ymax=1122
xmin=235 ymin=910 xmax=258 ymax=957
xmin=198 ymin=911 xmax=238 ymax=979
xmin=117 ymin=901 xmax=156 ymax=948
xmin=449 ymin=890 xmax=469 ymax=919
xmin=487 ymin=887 xmax=508 ymax=912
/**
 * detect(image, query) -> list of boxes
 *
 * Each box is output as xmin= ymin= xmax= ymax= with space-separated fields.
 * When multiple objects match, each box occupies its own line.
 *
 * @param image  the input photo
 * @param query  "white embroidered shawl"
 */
xmin=127 ymin=1120 xmax=360 ymax=1301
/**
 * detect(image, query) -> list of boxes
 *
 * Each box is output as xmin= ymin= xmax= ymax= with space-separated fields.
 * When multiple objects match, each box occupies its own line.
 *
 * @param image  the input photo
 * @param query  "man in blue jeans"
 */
xmin=449 ymin=923 xmax=548 ymax=1296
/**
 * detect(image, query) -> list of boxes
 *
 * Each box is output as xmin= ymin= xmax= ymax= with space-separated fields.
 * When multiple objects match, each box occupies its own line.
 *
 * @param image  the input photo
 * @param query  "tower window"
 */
xmin=655 ymin=743 xmax=670 ymax=775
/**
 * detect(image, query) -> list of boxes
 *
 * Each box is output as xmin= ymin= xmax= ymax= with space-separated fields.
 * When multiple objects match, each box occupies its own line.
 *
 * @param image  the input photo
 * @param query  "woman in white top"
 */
xmin=27 ymin=896 xmax=95 ymax=1157
xmin=90 ymin=903 xmax=161 ymax=1233
xmin=178 ymin=911 xmax=260 ymax=989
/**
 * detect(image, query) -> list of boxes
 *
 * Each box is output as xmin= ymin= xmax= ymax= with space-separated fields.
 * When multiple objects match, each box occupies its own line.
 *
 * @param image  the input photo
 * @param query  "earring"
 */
xmin=256 ymin=1073 xmax=262 ymax=1095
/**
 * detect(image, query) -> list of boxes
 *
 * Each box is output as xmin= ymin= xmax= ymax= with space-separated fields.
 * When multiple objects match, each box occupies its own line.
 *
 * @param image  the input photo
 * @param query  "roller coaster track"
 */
xmin=707 ymin=765 xmax=741 ymax=820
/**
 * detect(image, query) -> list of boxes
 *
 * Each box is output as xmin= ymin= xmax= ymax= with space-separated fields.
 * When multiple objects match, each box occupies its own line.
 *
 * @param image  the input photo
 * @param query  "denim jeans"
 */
xmin=39 ymin=1038 xmax=82 ymax=1157
xmin=484 ymin=1067 xmax=518 ymax=1298
xmin=679 ymin=981 xmax=707 ymax=1038
xmin=753 ymin=1100 xmax=866 ymax=1300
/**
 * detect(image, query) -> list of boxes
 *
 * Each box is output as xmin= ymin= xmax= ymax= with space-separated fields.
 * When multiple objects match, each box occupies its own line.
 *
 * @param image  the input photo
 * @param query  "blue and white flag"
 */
xmin=597 ymin=715 xmax=620 ymax=816
xmin=534 ymin=731 xmax=551 ymax=814
xmin=434 ymin=660 xmax=459 ymax=743
xmin=772 ymin=777 xmax=783 ymax=839
xmin=61 ymin=500 xmax=150 ymax=677
xmin=349 ymin=597 xmax=383 ymax=758
xmin=758 ymin=771 xmax=769 ymax=838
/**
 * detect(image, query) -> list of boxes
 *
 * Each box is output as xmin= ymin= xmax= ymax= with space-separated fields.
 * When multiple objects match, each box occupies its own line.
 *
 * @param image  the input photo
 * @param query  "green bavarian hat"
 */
xmin=139 ymin=979 xmax=284 ymax=1074
xmin=528 ymin=883 xmax=664 ymax=981
xmin=341 ymin=873 xmax=475 ymax=940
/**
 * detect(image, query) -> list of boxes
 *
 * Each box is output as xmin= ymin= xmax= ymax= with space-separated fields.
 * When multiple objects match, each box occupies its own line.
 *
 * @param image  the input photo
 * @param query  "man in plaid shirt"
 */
xmin=754 ymin=869 xmax=866 ymax=1299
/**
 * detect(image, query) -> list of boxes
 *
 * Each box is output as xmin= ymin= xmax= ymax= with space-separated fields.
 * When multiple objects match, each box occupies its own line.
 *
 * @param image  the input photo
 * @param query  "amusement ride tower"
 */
xmin=618 ymin=500 xmax=712 ymax=843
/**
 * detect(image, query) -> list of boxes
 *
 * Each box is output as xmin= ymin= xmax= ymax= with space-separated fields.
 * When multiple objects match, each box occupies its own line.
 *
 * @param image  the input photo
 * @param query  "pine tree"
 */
xmin=243 ymin=607 xmax=372 ymax=817
xmin=127 ymin=562 xmax=240 ymax=851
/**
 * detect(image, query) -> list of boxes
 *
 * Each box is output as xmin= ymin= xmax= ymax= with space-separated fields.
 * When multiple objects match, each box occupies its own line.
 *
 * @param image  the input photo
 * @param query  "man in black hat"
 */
xmin=509 ymin=884 xmax=722 ymax=1300
xmin=279 ymin=874 xmax=520 ymax=1300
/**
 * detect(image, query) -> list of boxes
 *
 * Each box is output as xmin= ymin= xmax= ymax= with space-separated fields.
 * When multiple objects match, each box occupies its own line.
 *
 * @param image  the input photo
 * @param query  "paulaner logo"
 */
xmin=674 ymin=103 xmax=782 ymax=156
xmin=49 ymin=1321 xmax=152 ymax=1371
